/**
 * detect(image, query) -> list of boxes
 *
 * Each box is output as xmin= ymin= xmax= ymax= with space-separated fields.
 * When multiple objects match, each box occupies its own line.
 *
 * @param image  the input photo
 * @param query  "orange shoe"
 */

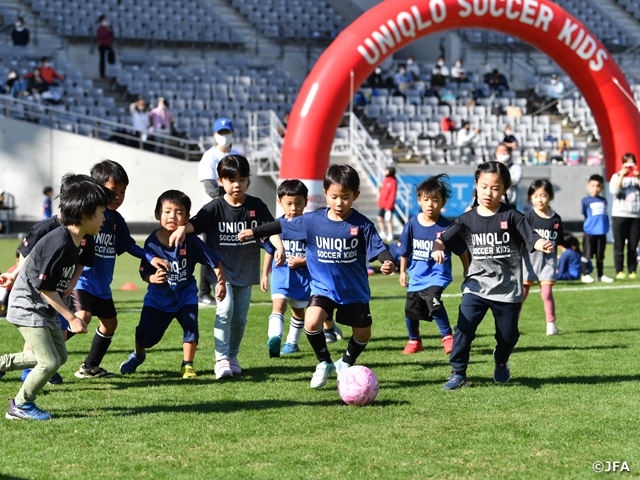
xmin=441 ymin=334 xmax=454 ymax=355
xmin=402 ymin=339 xmax=424 ymax=354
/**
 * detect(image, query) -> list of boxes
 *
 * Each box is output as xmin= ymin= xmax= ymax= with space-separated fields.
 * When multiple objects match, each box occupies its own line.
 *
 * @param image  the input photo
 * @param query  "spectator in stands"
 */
xmin=430 ymin=66 xmax=447 ymax=90
xmin=394 ymin=64 xmax=414 ymax=96
xmin=545 ymin=74 xmax=564 ymax=113
xmin=432 ymin=56 xmax=449 ymax=77
xmin=450 ymin=59 xmax=467 ymax=83
xmin=4 ymin=69 xmax=23 ymax=96
xmin=97 ymin=14 xmax=114 ymax=78
xmin=11 ymin=17 xmax=29 ymax=46
xmin=129 ymin=99 xmax=150 ymax=148
xmin=278 ymin=111 xmax=290 ymax=137
xmin=365 ymin=67 xmax=394 ymax=90
xmin=148 ymin=97 xmax=175 ymax=154
xmin=495 ymin=143 xmax=522 ymax=204
xmin=25 ymin=68 xmax=49 ymax=102
xmin=456 ymin=121 xmax=480 ymax=156
xmin=502 ymin=126 xmax=518 ymax=151
xmin=485 ymin=69 xmax=509 ymax=93
xmin=406 ymin=55 xmax=420 ymax=80
xmin=38 ymin=57 xmax=64 ymax=86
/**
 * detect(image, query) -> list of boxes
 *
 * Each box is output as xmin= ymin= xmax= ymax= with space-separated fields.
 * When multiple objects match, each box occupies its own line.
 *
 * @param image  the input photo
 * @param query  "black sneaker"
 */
xmin=324 ymin=329 xmax=338 ymax=344
xmin=442 ymin=374 xmax=468 ymax=390
xmin=198 ymin=294 xmax=216 ymax=306
xmin=493 ymin=350 xmax=511 ymax=383
xmin=74 ymin=363 xmax=117 ymax=379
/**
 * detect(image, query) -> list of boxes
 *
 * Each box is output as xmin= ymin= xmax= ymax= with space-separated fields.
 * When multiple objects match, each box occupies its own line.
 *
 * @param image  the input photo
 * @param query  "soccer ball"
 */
xmin=337 ymin=365 xmax=379 ymax=406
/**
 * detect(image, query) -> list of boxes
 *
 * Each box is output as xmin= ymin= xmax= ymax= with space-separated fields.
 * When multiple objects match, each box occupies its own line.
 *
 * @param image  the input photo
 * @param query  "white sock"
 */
xmin=268 ymin=313 xmax=284 ymax=339
xmin=286 ymin=316 xmax=305 ymax=345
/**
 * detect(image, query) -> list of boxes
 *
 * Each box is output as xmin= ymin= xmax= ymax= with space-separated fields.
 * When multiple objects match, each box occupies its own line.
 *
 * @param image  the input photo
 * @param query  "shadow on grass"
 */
xmin=0 ymin=474 xmax=31 ymax=480
xmin=575 ymin=328 xmax=640 ymax=334
xmin=65 ymin=346 xmax=184 ymax=355
xmin=474 ymin=345 xmax=627 ymax=355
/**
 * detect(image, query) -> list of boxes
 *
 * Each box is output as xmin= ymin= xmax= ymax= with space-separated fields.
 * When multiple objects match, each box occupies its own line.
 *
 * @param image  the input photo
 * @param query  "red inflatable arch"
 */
xmin=280 ymin=0 xmax=640 ymax=208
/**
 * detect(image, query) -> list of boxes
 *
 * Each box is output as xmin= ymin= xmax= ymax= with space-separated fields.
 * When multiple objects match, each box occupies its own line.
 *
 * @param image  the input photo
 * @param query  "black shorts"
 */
xmin=308 ymin=295 xmax=372 ymax=328
xmin=71 ymin=289 xmax=117 ymax=318
xmin=136 ymin=304 xmax=199 ymax=348
xmin=405 ymin=286 xmax=445 ymax=322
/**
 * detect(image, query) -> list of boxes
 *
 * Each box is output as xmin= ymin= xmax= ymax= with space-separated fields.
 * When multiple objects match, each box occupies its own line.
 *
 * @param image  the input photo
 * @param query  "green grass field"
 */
xmin=0 ymin=238 xmax=639 ymax=479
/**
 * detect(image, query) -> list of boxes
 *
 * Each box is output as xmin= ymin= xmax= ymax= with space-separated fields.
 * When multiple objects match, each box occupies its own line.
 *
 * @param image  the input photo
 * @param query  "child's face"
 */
xmin=219 ymin=172 xmax=248 ymax=200
xmin=587 ymin=180 xmax=603 ymax=197
xmin=476 ymin=172 xmax=506 ymax=209
xmin=324 ymin=184 xmax=359 ymax=219
xmin=156 ymin=201 xmax=189 ymax=232
xmin=530 ymin=187 xmax=551 ymax=211
xmin=85 ymin=206 xmax=106 ymax=236
xmin=278 ymin=194 xmax=307 ymax=218
xmin=104 ymin=180 xmax=127 ymax=210
xmin=417 ymin=192 xmax=445 ymax=220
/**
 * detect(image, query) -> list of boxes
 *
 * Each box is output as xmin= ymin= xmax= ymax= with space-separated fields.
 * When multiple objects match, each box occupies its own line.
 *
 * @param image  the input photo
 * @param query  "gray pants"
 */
xmin=0 ymin=326 xmax=67 ymax=405
xmin=213 ymin=283 xmax=252 ymax=361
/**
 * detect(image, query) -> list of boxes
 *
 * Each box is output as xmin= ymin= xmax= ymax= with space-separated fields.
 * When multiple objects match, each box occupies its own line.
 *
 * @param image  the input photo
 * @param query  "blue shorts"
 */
xmin=135 ymin=304 xmax=199 ymax=348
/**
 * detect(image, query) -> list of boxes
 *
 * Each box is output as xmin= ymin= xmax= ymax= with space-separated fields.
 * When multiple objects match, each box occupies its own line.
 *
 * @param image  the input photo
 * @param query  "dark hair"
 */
xmin=461 ymin=121 xmax=470 ymax=128
xmin=473 ymin=161 xmax=512 ymax=206
xmin=43 ymin=186 xmax=53 ymax=195
xmin=90 ymin=159 xmax=129 ymax=186
xmin=155 ymin=190 xmax=191 ymax=216
xmin=527 ymin=179 xmax=555 ymax=202
xmin=385 ymin=166 xmax=396 ymax=177
xmin=217 ymin=155 xmax=251 ymax=196
xmin=588 ymin=174 xmax=604 ymax=184
xmin=277 ymin=179 xmax=308 ymax=200
xmin=622 ymin=152 xmax=637 ymax=164
xmin=41 ymin=56 xmax=50 ymax=63
xmin=564 ymin=232 xmax=581 ymax=253
xmin=58 ymin=174 xmax=113 ymax=225
xmin=98 ymin=14 xmax=106 ymax=23
xmin=16 ymin=17 xmax=23 ymax=23
xmin=323 ymin=164 xmax=359 ymax=193
xmin=416 ymin=174 xmax=451 ymax=202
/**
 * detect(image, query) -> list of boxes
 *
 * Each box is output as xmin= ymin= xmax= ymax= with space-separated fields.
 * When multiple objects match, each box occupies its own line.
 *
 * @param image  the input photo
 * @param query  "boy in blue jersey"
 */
xmin=397 ymin=175 xmax=469 ymax=355
xmin=119 ymin=190 xmax=227 ymax=378
xmin=239 ymin=165 xmax=396 ymax=388
xmin=581 ymin=174 xmax=610 ymax=283
xmin=72 ymin=160 xmax=170 ymax=378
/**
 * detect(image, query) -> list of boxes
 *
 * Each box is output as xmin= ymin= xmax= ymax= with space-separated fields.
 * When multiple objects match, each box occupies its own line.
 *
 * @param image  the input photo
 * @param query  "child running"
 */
xmin=581 ymin=174 xmax=613 ymax=283
xmin=72 ymin=160 xmax=169 ymax=378
xmin=431 ymin=161 xmax=553 ymax=390
xmin=119 ymin=190 xmax=226 ymax=378
xmin=239 ymin=164 xmax=395 ymax=388
xmin=397 ymin=174 xmax=469 ymax=355
xmin=170 ymin=155 xmax=283 ymax=379
xmin=521 ymin=179 xmax=564 ymax=336
xmin=0 ymin=175 xmax=110 ymax=420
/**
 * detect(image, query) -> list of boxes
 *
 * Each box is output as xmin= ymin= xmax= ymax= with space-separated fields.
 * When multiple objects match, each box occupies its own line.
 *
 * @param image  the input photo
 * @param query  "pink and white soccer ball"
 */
xmin=337 ymin=365 xmax=379 ymax=406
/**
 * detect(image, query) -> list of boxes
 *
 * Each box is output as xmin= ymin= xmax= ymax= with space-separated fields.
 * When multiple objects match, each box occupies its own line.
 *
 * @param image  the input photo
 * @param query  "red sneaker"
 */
xmin=441 ymin=334 xmax=454 ymax=355
xmin=402 ymin=339 xmax=424 ymax=354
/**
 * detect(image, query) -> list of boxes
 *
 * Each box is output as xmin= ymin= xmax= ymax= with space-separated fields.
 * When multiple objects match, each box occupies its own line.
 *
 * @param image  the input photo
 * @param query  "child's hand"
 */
xmin=215 ymin=281 xmax=226 ymax=302
xmin=288 ymin=256 xmax=305 ymax=269
xmin=150 ymin=269 xmax=168 ymax=284
xmin=169 ymin=226 xmax=186 ymax=247
xmin=0 ymin=270 xmax=17 ymax=288
xmin=274 ymin=248 xmax=286 ymax=267
xmin=380 ymin=260 xmax=395 ymax=275
xmin=399 ymin=271 xmax=408 ymax=287
xmin=238 ymin=229 xmax=254 ymax=242
xmin=68 ymin=316 xmax=88 ymax=334
xmin=431 ymin=250 xmax=445 ymax=264
xmin=150 ymin=256 xmax=170 ymax=272
xmin=535 ymin=238 xmax=554 ymax=254
xmin=260 ymin=274 xmax=268 ymax=292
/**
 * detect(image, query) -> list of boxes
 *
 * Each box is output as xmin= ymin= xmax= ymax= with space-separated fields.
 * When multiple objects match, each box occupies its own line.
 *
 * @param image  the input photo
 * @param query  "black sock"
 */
xmin=343 ymin=336 xmax=368 ymax=365
xmin=84 ymin=329 xmax=113 ymax=368
xmin=182 ymin=361 xmax=193 ymax=367
xmin=305 ymin=328 xmax=331 ymax=363
xmin=66 ymin=331 xmax=76 ymax=340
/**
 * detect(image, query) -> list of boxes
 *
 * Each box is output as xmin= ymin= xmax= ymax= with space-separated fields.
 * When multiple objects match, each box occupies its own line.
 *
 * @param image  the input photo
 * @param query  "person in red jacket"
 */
xmin=97 ymin=15 xmax=114 ymax=78
xmin=377 ymin=166 xmax=397 ymax=242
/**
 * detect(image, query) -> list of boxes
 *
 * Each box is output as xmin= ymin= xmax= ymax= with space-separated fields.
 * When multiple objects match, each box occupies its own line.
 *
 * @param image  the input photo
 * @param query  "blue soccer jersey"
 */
xmin=279 ymin=209 xmax=386 ymax=304
xmin=140 ymin=232 xmax=222 ymax=312
xmin=263 ymin=225 xmax=311 ymax=301
xmin=396 ymin=215 xmax=465 ymax=292
xmin=75 ymin=209 xmax=136 ymax=299
xmin=582 ymin=196 xmax=609 ymax=235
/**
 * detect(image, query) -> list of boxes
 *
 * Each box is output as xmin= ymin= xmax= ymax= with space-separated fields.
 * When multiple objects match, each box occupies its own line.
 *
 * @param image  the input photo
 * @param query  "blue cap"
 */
xmin=213 ymin=117 xmax=234 ymax=133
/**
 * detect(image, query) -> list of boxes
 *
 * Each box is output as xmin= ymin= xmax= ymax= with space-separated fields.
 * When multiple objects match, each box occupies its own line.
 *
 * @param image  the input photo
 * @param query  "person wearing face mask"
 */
xmin=432 ymin=56 xmax=449 ymax=78
xmin=450 ymin=58 xmax=466 ymax=83
xmin=129 ymin=99 xmax=150 ymax=148
xmin=11 ymin=17 xmax=29 ymax=46
xmin=148 ymin=97 xmax=175 ymax=154
xmin=394 ymin=63 xmax=414 ymax=96
xmin=97 ymin=14 xmax=114 ymax=78
xmin=38 ymin=57 xmax=64 ymax=86
xmin=406 ymin=55 xmax=420 ymax=80
xmin=197 ymin=118 xmax=241 ymax=305
xmin=495 ymin=143 xmax=522 ymax=205
xmin=545 ymin=74 xmax=564 ymax=113
xmin=4 ymin=69 xmax=23 ymax=96
xmin=502 ymin=126 xmax=518 ymax=151
xmin=26 ymin=68 xmax=48 ymax=102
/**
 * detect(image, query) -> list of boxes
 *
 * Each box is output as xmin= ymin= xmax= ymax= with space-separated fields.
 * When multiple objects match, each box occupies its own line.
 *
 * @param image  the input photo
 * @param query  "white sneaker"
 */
xmin=581 ymin=274 xmax=595 ymax=284
xmin=387 ymin=232 xmax=394 ymax=242
xmin=598 ymin=275 xmax=614 ymax=283
xmin=309 ymin=361 xmax=336 ymax=389
xmin=546 ymin=321 xmax=558 ymax=336
xmin=229 ymin=358 xmax=242 ymax=375
xmin=214 ymin=359 xmax=233 ymax=379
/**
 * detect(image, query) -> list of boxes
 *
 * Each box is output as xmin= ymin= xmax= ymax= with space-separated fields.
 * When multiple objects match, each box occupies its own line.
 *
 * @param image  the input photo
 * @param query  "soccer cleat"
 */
xmin=442 ymin=374 xmax=468 ymax=391
xmin=581 ymin=274 xmax=595 ymax=284
xmin=493 ymin=350 xmax=511 ymax=383
xmin=334 ymin=358 xmax=351 ymax=377
xmin=198 ymin=294 xmax=216 ymax=306
xmin=0 ymin=370 xmax=4 ymax=380
xmin=333 ymin=324 xmax=343 ymax=341
xmin=402 ymin=339 xmax=424 ymax=354
xmin=441 ymin=334 xmax=454 ymax=355
xmin=267 ymin=336 xmax=281 ymax=358
xmin=310 ymin=360 xmax=336 ymax=389
xmin=215 ymin=359 xmax=233 ymax=379
xmin=5 ymin=398 xmax=51 ymax=421
xmin=616 ymin=271 xmax=626 ymax=280
xmin=280 ymin=342 xmax=300 ymax=355
xmin=598 ymin=275 xmax=614 ymax=283
xmin=120 ymin=352 xmax=146 ymax=375
xmin=324 ymin=329 xmax=339 ymax=344
xmin=48 ymin=372 xmax=63 ymax=385
xmin=180 ymin=365 xmax=197 ymax=379
xmin=20 ymin=369 xmax=30 ymax=382
xmin=229 ymin=358 xmax=242 ymax=375
xmin=546 ymin=321 xmax=558 ymax=336
xmin=629 ymin=272 xmax=637 ymax=279
xmin=75 ymin=363 xmax=117 ymax=379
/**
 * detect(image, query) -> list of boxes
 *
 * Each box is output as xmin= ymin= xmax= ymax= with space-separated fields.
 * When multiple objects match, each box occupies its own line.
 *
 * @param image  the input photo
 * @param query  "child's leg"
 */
xmin=285 ymin=306 xmax=306 ymax=345
xmin=540 ymin=283 xmax=556 ymax=323
xmin=449 ymin=294 xmax=490 ymax=376
xmin=268 ymin=297 xmax=288 ymax=340
xmin=342 ymin=325 xmax=371 ymax=365
xmin=596 ymin=235 xmax=606 ymax=278
xmin=432 ymin=308 xmax=452 ymax=336
xmin=304 ymin=305 xmax=331 ymax=363
xmin=183 ymin=342 xmax=197 ymax=363
xmin=176 ymin=304 xmax=199 ymax=365
xmin=582 ymin=234 xmax=593 ymax=276
xmin=490 ymin=301 xmax=522 ymax=366
xmin=405 ymin=318 xmax=420 ymax=340
xmin=214 ymin=282 xmax=234 ymax=361
xmin=228 ymin=285 xmax=253 ymax=360
xmin=82 ymin=316 xmax=117 ymax=370
xmin=121 ymin=306 xmax=172 ymax=373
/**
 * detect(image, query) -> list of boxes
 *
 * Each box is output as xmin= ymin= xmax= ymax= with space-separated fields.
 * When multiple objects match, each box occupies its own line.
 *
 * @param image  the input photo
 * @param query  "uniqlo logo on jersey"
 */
xmin=81 ymin=238 xmax=87 ymax=246
xmin=436 ymin=231 xmax=443 ymax=238
xmin=139 ymin=266 xmax=144 ymax=272
xmin=180 ymin=248 xmax=186 ymax=256
xmin=22 ymin=238 xmax=28 ymax=246
xmin=114 ymin=224 xmax=117 ymax=230
xmin=350 ymin=227 xmax=359 ymax=236
xmin=39 ymin=273 xmax=47 ymax=280
xmin=249 ymin=210 xmax=256 ymax=218
xmin=500 ymin=221 xmax=508 ymax=230
xmin=554 ymin=223 xmax=559 ymax=229
xmin=396 ymin=241 xmax=402 ymax=247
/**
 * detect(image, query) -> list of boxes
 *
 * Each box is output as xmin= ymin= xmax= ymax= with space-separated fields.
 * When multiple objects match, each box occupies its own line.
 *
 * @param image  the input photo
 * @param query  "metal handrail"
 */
xmin=248 ymin=109 xmax=284 ymax=183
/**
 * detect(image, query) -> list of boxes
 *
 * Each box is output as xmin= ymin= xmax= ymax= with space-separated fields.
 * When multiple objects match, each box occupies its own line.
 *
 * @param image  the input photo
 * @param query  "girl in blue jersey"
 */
xmin=431 ymin=161 xmax=553 ymax=390
xmin=239 ymin=165 xmax=396 ymax=389
xmin=397 ymin=174 xmax=469 ymax=356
